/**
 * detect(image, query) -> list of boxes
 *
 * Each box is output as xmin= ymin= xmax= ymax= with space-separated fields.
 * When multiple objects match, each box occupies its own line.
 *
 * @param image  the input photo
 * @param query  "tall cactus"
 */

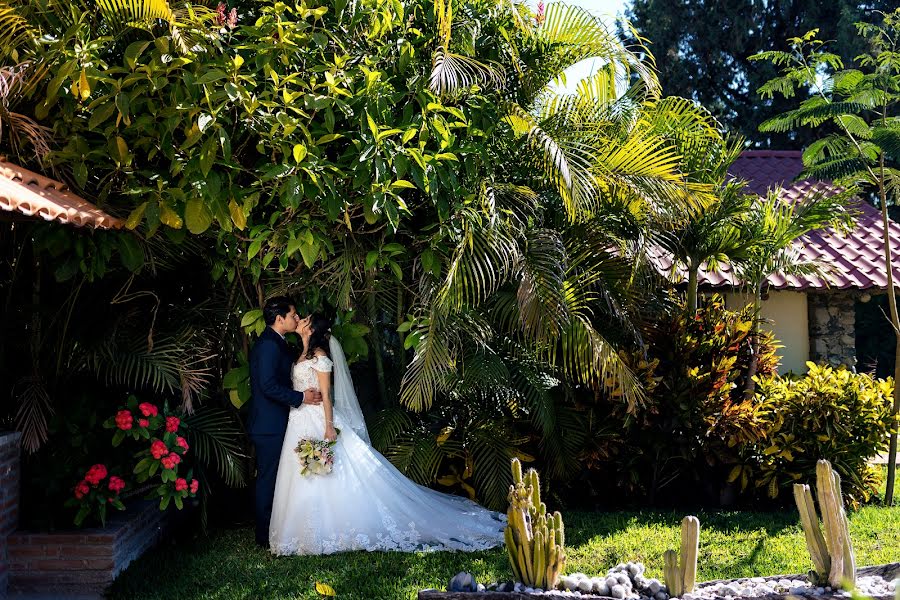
xmin=663 ymin=516 xmax=700 ymax=598
xmin=505 ymin=458 xmax=566 ymax=589
xmin=793 ymin=460 xmax=856 ymax=588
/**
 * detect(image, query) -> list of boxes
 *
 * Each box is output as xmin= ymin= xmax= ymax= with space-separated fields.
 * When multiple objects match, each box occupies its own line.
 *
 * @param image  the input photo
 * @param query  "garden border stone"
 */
xmin=418 ymin=564 xmax=900 ymax=600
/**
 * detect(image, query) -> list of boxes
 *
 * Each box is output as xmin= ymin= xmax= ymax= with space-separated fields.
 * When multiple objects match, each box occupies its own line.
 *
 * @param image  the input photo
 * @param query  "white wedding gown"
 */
xmin=269 ymin=345 xmax=505 ymax=555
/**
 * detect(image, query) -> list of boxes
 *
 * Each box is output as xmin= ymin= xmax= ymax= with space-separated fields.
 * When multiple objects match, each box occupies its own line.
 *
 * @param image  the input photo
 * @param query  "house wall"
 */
xmin=723 ymin=290 xmax=810 ymax=374
xmin=807 ymin=291 xmax=856 ymax=369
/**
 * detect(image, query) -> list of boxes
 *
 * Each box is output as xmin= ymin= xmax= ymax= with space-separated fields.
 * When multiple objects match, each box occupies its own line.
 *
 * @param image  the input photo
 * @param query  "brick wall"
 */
xmin=0 ymin=431 xmax=22 ymax=598
xmin=7 ymin=500 xmax=169 ymax=595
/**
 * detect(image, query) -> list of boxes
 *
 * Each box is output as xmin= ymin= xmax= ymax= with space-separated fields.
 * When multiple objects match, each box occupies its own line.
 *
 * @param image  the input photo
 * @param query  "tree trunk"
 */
xmin=879 ymin=157 xmax=900 ymax=505
xmin=743 ymin=290 xmax=762 ymax=400
xmin=687 ymin=262 xmax=699 ymax=313
xmin=366 ymin=272 xmax=389 ymax=408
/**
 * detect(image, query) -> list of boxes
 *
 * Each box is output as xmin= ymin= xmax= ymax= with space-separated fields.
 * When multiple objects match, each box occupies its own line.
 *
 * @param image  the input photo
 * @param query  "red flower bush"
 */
xmin=75 ymin=396 xmax=200 ymax=527
xmin=114 ymin=410 xmax=133 ymax=431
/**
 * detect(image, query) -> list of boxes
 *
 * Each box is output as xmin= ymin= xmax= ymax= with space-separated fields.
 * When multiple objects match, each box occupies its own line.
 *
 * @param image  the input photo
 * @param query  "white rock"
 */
xmin=594 ymin=581 xmax=611 ymax=596
xmin=477 ymin=583 xmax=486 ymax=592
xmin=612 ymin=584 xmax=627 ymax=599
xmin=609 ymin=577 xmax=622 ymax=589
xmin=578 ymin=580 xmax=593 ymax=593
xmin=618 ymin=574 xmax=632 ymax=586
xmin=751 ymin=578 xmax=766 ymax=584
xmin=649 ymin=580 xmax=662 ymax=594
xmin=655 ymin=592 xmax=669 ymax=600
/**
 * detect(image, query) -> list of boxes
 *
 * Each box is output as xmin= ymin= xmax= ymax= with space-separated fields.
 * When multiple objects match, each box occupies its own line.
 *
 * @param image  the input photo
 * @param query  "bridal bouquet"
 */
xmin=294 ymin=437 xmax=337 ymax=476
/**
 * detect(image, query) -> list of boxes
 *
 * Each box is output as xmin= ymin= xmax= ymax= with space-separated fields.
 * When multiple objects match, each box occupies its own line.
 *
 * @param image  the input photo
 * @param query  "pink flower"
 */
xmin=165 ymin=416 xmax=180 ymax=433
xmin=150 ymin=440 xmax=168 ymax=460
xmin=226 ymin=7 xmax=238 ymax=29
xmin=215 ymin=1 xmax=226 ymax=25
xmin=84 ymin=464 xmax=108 ymax=486
xmin=108 ymin=476 xmax=126 ymax=494
xmin=74 ymin=481 xmax=90 ymax=500
xmin=189 ymin=479 xmax=199 ymax=494
xmin=139 ymin=418 xmax=150 ymax=428
xmin=161 ymin=453 xmax=181 ymax=470
xmin=536 ymin=1 xmax=545 ymax=25
xmin=115 ymin=410 xmax=133 ymax=431
xmin=176 ymin=437 xmax=189 ymax=451
xmin=138 ymin=402 xmax=158 ymax=417
xmin=175 ymin=478 xmax=188 ymax=492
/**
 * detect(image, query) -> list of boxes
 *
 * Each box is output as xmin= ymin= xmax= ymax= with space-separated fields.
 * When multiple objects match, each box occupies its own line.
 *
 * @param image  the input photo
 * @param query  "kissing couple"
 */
xmin=246 ymin=296 xmax=505 ymax=555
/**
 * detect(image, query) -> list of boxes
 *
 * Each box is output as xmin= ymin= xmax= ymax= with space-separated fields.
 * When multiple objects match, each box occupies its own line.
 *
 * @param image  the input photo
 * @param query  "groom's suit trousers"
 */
xmin=251 ymin=432 xmax=284 ymax=546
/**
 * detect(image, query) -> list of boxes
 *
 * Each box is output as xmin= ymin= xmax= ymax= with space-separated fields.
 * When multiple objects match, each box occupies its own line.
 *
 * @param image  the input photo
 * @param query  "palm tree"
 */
xmin=731 ymin=189 xmax=852 ymax=398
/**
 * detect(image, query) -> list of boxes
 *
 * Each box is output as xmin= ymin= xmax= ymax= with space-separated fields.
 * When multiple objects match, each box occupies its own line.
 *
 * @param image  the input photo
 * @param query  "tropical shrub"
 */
xmin=746 ymin=363 xmax=897 ymax=505
xmin=573 ymin=296 xmax=779 ymax=504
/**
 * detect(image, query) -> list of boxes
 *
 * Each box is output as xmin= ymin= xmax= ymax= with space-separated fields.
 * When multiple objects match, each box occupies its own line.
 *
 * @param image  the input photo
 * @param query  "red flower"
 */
xmin=74 ymin=481 xmax=90 ymax=500
xmin=150 ymin=440 xmax=169 ymax=460
xmin=139 ymin=418 xmax=150 ymax=428
xmin=176 ymin=437 xmax=189 ymax=451
xmin=175 ymin=478 xmax=188 ymax=492
xmin=160 ymin=453 xmax=181 ymax=470
xmin=535 ymin=1 xmax=545 ymax=25
xmin=165 ymin=416 xmax=180 ymax=433
xmin=189 ymin=479 xmax=199 ymax=494
xmin=84 ymin=464 xmax=108 ymax=486
xmin=115 ymin=410 xmax=133 ymax=431
xmin=138 ymin=402 xmax=158 ymax=418
xmin=108 ymin=476 xmax=126 ymax=494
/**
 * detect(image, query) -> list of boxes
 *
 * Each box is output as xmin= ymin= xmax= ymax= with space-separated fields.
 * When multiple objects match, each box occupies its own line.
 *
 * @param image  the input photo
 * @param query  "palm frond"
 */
xmin=468 ymin=423 xmax=520 ymax=509
xmin=13 ymin=375 xmax=52 ymax=453
xmin=0 ymin=2 xmax=35 ymax=55
xmin=430 ymin=50 xmax=503 ymax=96
xmin=184 ymin=407 xmax=249 ymax=488
xmin=517 ymin=228 xmax=569 ymax=341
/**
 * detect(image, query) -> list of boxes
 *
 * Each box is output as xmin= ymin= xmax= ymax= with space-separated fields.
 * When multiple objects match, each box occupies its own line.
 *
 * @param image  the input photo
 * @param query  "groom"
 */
xmin=248 ymin=296 xmax=322 ymax=548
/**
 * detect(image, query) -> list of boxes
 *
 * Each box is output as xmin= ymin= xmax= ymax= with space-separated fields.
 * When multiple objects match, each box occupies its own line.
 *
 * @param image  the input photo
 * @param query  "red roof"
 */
xmin=659 ymin=150 xmax=900 ymax=291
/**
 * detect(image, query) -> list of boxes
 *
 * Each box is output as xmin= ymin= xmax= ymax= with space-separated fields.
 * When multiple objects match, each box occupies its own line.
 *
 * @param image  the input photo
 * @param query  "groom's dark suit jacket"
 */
xmin=247 ymin=327 xmax=305 ymax=436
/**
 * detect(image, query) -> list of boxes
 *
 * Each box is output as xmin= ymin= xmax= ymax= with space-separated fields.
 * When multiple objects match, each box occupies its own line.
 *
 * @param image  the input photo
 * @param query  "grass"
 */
xmin=107 ymin=506 xmax=900 ymax=600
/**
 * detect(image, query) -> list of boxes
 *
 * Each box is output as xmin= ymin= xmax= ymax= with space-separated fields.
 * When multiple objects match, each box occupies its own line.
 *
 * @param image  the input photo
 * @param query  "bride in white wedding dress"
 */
xmin=269 ymin=313 xmax=505 ymax=555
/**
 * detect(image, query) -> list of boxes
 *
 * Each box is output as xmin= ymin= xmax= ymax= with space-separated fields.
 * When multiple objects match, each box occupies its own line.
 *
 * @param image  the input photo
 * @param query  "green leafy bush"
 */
xmin=745 ymin=363 xmax=897 ymax=505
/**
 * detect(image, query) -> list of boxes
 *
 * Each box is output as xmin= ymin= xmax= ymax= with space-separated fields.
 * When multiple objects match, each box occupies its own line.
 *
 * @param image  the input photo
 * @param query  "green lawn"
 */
xmin=108 ymin=507 xmax=900 ymax=600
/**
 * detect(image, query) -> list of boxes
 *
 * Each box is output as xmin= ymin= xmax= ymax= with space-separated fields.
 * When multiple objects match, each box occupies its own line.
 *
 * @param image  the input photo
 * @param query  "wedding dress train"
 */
xmin=268 ymin=338 xmax=505 ymax=555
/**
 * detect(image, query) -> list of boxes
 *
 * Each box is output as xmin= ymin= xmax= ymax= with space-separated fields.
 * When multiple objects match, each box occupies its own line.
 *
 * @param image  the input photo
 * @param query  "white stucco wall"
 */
xmin=723 ymin=290 xmax=810 ymax=374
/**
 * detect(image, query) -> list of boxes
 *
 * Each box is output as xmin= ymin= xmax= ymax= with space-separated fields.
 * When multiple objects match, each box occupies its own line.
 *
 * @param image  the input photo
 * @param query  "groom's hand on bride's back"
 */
xmin=301 ymin=389 xmax=323 ymax=404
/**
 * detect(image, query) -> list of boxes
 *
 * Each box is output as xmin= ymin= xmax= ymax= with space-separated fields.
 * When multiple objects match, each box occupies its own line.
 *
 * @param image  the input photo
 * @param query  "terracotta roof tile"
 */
xmin=656 ymin=150 xmax=900 ymax=291
xmin=0 ymin=160 xmax=123 ymax=229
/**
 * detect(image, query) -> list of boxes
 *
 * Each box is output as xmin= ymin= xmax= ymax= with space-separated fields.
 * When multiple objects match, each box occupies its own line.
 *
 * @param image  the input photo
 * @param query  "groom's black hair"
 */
xmin=263 ymin=296 xmax=294 ymax=326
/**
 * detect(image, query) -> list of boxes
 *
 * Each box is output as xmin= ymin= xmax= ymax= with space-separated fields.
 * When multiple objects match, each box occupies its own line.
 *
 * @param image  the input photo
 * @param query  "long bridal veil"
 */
xmin=329 ymin=336 xmax=371 ymax=445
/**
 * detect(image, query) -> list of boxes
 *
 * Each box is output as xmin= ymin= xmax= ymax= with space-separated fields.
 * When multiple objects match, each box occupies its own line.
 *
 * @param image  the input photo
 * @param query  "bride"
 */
xmin=269 ymin=312 xmax=506 ymax=555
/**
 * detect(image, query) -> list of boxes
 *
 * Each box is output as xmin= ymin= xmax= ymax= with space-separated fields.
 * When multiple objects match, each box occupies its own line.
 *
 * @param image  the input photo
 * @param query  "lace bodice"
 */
xmin=291 ymin=356 xmax=333 ymax=392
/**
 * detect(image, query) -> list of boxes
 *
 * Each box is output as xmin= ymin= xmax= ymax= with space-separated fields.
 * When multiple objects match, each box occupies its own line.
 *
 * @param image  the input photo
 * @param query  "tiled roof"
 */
xmin=0 ymin=160 xmax=123 ymax=229
xmin=660 ymin=150 xmax=900 ymax=291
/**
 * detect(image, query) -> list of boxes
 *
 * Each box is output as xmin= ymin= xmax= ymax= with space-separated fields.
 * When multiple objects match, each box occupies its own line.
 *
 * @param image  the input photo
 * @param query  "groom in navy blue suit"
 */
xmin=248 ymin=296 xmax=322 ymax=548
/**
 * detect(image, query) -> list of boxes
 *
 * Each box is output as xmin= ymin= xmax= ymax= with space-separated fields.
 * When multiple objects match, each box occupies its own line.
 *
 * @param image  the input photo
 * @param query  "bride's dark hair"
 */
xmin=303 ymin=312 xmax=333 ymax=360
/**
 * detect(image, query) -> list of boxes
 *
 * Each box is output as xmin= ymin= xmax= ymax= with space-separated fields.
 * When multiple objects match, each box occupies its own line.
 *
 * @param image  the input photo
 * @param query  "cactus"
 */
xmin=793 ymin=460 xmax=856 ymax=589
xmin=505 ymin=458 xmax=566 ymax=589
xmin=663 ymin=516 xmax=700 ymax=598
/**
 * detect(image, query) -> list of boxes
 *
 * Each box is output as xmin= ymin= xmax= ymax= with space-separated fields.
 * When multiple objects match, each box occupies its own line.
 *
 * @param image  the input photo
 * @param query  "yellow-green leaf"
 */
xmin=125 ymin=202 xmax=148 ymax=230
xmin=229 ymin=198 xmax=246 ymax=230
xmin=185 ymin=198 xmax=213 ymax=234
xmin=315 ymin=582 xmax=336 ymax=597
xmin=293 ymin=144 xmax=308 ymax=163
xmin=159 ymin=202 xmax=183 ymax=229
xmin=79 ymin=68 xmax=90 ymax=100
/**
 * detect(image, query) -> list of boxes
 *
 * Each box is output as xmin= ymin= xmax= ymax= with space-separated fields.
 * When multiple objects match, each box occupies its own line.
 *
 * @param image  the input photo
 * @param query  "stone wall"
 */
xmin=808 ymin=291 xmax=857 ymax=369
xmin=0 ymin=432 xmax=22 ymax=599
